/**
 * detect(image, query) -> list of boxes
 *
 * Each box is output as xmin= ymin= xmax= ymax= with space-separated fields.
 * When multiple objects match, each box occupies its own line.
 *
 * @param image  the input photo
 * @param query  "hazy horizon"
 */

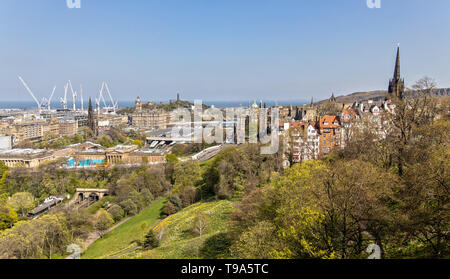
xmin=1 ymin=0 xmax=449 ymax=103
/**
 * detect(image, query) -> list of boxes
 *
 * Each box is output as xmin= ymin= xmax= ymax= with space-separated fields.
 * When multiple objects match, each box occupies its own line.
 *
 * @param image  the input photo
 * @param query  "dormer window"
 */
xmin=324 ymin=122 xmax=329 ymax=125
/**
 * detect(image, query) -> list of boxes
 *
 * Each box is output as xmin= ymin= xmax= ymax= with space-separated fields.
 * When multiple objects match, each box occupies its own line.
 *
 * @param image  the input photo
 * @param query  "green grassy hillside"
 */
xmin=82 ymin=197 xmax=168 ymax=259
xmin=127 ymin=200 xmax=235 ymax=259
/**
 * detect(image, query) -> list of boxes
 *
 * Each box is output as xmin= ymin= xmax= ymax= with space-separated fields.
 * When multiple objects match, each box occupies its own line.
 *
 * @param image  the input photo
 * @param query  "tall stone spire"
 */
xmin=394 ymin=46 xmax=401 ymax=80
xmin=88 ymin=98 xmax=97 ymax=136
xmin=388 ymin=46 xmax=405 ymax=99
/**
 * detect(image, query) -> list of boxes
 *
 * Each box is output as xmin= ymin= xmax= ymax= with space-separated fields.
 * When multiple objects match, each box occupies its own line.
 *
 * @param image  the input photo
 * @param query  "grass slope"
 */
xmin=82 ymin=197 xmax=168 ymax=259
xmin=130 ymin=200 xmax=235 ymax=259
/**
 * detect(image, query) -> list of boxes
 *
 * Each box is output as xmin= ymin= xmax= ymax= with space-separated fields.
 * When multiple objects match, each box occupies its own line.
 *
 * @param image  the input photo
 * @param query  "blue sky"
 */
xmin=0 ymin=0 xmax=449 ymax=102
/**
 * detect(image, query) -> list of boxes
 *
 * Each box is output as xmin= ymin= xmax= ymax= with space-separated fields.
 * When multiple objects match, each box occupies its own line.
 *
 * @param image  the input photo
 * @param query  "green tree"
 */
xmin=0 ymin=213 xmax=69 ymax=259
xmin=7 ymin=192 xmax=35 ymax=217
xmin=95 ymin=209 xmax=114 ymax=237
xmin=0 ymin=162 xmax=9 ymax=194
xmin=180 ymin=186 xmax=197 ymax=207
xmin=143 ymin=229 xmax=160 ymax=250
xmin=107 ymin=204 xmax=125 ymax=222
xmin=166 ymin=153 xmax=179 ymax=163
xmin=193 ymin=212 xmax=210 ymax=237
xmin=396 ymin=141 xmax=449 ymax=257
xmin=119 ymin=199 xmax=138 ymax=216
xmin=230 ymin=221 xmax=280 ymax=259
xmin=0 ymin=204 xmax=17 ymax=230
xmin=140 ymin=188 xmax=154 ymax=204
xmin=36 ymin=214 xmax=70 ymax=259
xmin=162 ymin=201 xmax=177 ymax=216
xmin=173 ymin=160 xmax=201 ymax=191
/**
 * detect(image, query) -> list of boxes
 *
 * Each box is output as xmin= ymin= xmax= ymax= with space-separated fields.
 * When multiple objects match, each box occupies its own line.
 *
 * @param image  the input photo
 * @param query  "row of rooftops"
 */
xmin=282 ymin=115 xmax=344 ymax=130
xmin=0 ymin=139 xmax=167 ymax=160
xmin=0 ymin=148 xmax=52 ymax=158
xmin=79 ymin=144 xmax=166 ymax=156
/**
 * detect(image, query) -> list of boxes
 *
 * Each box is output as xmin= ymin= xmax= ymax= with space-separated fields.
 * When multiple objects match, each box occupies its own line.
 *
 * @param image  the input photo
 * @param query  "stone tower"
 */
xmin=135 ymin=96 xmax=142 ymax=112
xmin=88 ymin=98 xmax=98 ymax=136
xmin=388 ymin=46 xmax=405 ymax=99
xmin=329 ymin=93 xmax=336 ymax=103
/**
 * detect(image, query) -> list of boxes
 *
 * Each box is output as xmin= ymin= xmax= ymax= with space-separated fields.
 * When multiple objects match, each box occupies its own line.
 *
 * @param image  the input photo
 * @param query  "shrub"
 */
xmin=180 ymin=186 xmax=197 ymax=207
xmin=162 ymin=201 xmax=178 ymax=216
xmin=119 ymin=199 xmax=138 ymax=216
xmin=141 ymin=188 xmax=154 ymax=204
xmin=107 ymin=204 xmax=124 ymax=222
xmin=169 ymin=194 xmax=183 ymax=211
xmin=143 ymin=229 xmax=159 ymax=250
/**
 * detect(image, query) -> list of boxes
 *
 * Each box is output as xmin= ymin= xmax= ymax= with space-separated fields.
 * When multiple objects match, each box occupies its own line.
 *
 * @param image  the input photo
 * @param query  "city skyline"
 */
xmin=1 ymin=0 xmax=449 ymax=102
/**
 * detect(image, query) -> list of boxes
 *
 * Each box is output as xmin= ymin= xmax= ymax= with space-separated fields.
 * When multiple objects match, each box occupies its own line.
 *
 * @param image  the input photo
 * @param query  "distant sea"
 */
xmin=0 ymin=100 xmax=308 ymax=110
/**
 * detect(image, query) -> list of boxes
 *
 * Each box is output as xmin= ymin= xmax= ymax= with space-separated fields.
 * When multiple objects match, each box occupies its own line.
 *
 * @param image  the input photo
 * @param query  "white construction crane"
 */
xmin=49 ymin=86 xmax=56 ymax=110
xmin=41 ymin=86 xmax=56 ymax=111
xmin=80 ymin=84 xmax=84 ymax=111
xmin=18 ymin=76 xmax=56 ymax=113
xmin=18 ymin=76 xmax=41 ymax=113
xmin=68 ymin=80 xmax=77 ymax=111
xmin=95 ymin=97 xmax=100 ymax=115
xmin=98 ymin=82 xmax=108 ymax=109
xmin=60 ymin=83 xmax=68 ymax=110
xmin=104 ymin=82 xmax=118 ymax=113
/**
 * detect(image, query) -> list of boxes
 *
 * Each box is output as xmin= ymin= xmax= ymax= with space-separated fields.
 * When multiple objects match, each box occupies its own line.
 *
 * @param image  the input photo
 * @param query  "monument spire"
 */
xmin=88 ymin=98 xmax=98 ymax=136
